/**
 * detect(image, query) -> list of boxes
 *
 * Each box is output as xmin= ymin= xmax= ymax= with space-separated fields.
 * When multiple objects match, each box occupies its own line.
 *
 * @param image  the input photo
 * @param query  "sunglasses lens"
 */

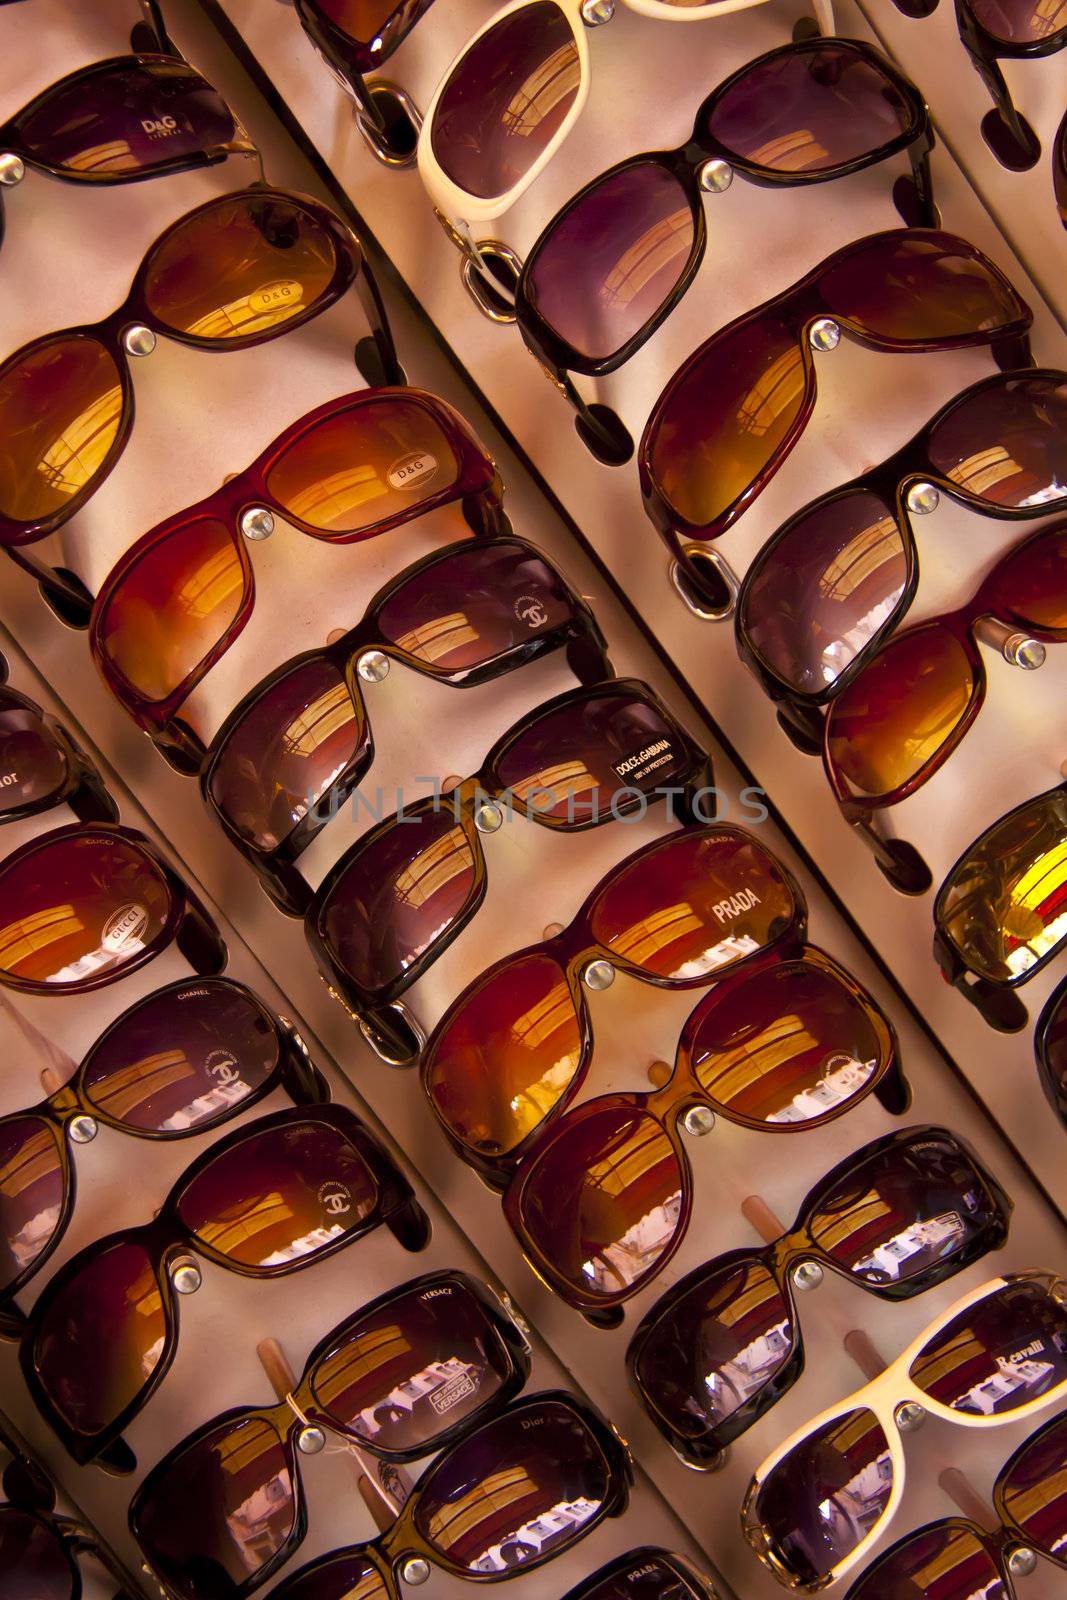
xmin=846 ymin=1523 xmax=1004 ymax=1600
xmin=0 ymin=695 xmax=67 ymax=810
xmin=1038 ymin=985 xmax=1067 ymax=1119
xmin=209 ymin=659 xmax=365 ymax=852
xmin=267 ymin=1554 xmax=388 ymax=1600
xmin=0 ymin=832 xmax=171 ymax=989
xmin=525 ymin=163 xmax=694 ymax=362
xmin=572 ymin=1554 xmax=708 ymax=1600
xmin=314 ymin=0 xmax=401 ymax=36
xmin=263 ymin=397 xmax=460 ymax=536
xmin=999 ymin=1409 xmax=1067 ymax=1557
xmin=413 ymin=1398 xmax=611 ymax=1572
xmin=988 ymin=526 xmax=1067 ymax=630
xmin=510 ymin=1106 xmax=682 ymax=1300
xmin=969 ymin=0 xmax=1067 ymax=42
xmin=927 ymin=372 xmax=1067 ymax=510
xmin=424 ymin=953 xmax=580 ymax=1158
xmin=819 ymin=233 xmax=1026 ymax=343
xmin=143 ymin=194 xmax=336 ymax=341
xmin=589 ymin=828 xmax=798 ymax=981
xmin=750 ymin=1408 xmax=893 ymax=1585
xmin=0 ymin=1508 xmax=73 ymax=1600
xmin=0 ymin=337 xmax=123 ymax=525
xmin=81 ymin=980 xmax=281 ymax=1133
xmin=909 ymin=1277 xmax=1067 ymax=1413
xmin=0 ymin=1116 xmax=65 ymax=1294
xmin=431 ymin=2 xmax=580 ymax=200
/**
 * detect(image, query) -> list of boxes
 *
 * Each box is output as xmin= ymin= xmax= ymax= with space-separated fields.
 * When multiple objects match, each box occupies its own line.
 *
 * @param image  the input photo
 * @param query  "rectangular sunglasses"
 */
xmin=18 ymin=1103 xmax=431 ymax=1472
xmin=89 ymin=386 xmax=506 ymax=774
xmin=129 ymin=1268 xmax=533 ymax=1596
xmin=626 ymin=1125 xmax=1012 ymax=1467
xmin=200 ymin=533 xmax=610 ymax=915
xmin=0 ymin=655 xmax=118 ymax=826
xmin=742 ymin=1271 xmax=1067 ymax=1590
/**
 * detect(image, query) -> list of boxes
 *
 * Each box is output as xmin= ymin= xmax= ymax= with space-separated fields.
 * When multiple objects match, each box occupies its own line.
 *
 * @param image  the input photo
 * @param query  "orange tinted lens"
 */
xmin=264 ymin=398 xmax=460 ymax=536
xmin=827 ymin=626 xmax=975 ymax=799
xmin=97 ymin=520 xmax=244 ymax=703
xmin=0 ymin=336 xmax=123 ymax=524
xmin=143 ymin=194 xmax=337 ymax=341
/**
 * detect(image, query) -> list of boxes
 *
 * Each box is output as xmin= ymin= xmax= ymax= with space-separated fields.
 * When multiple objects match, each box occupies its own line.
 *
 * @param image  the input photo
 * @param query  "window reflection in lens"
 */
xmin=909 ymin=1278 xmax=1067 ymax=1415
xmin=844 ymin=1522 xmax=1007 ymax=1600
xmin=0 ymin=336 xmax=123 ymax=523
xmin=0 ymin=1115 xmax=65 ymax=1293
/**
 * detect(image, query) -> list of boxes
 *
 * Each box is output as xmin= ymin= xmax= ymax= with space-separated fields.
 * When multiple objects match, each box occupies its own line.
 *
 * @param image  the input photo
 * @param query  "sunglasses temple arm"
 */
xmin=872 ymin=1050 xmax=910 ymax=1116
xmin=135 ymin=0 xmax=178 ymax=53
xmin=905 ymin=126 xmax=940 ymax=228
xmin=956 ymin=25 xmax=1041 ymax=164
xmin=3 ymin=548 xmax=93 ymax=629
xmin=932 ymin=929 xmax=1031 ymax=1031
xmin=844 ymin=805 xmax=934 ymax=896
xmin=352 ymin=256 xmax=406 ymax=388
xmin=537 ymin=355 xmax=635 ymax=464
xmin=172 ymin=880 xmax=228 ymax=976
xmin=276 ymin=1015 xmax=333 ymax=1106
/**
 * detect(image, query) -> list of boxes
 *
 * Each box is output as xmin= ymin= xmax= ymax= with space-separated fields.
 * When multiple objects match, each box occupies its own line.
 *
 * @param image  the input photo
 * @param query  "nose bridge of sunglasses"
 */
xmin=843 ymin=1327 xmax=928 ymax=1434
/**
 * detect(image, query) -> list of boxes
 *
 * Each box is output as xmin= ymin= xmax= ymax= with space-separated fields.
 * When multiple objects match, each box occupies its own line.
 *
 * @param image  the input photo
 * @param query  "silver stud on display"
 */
xmin=1004 ymin=634 xmax=1046 ymax=670
xmin=68 ymin=1115 xmax=99 ymax=1144
xmin=1007 ymin=1549 xmax=1038 ymax=1579
xmin=0 ymin=153 xmax=25 ymax=186
xmin=580 ymin=0 xmax=615 ymax=22
xmin=240 ymin=507 xmax=275 ymax=541
xmin=123 ymin=324 xmax=157 ymax=357
xmin=401 ymin=1559 xmax=431 ymax=1586
xmin=473 ymin=798 xmax=504 ymax=833
xmin=808 ymin=318 xmax=841 ymax=352
xmin=894 ymin=1401 xmax=927 ymax=1433
xmin=296 ymin=1426 xmax=326 ymax=1455
xmin=682 ymin=1105 xmax=716 ymax=1137
xmin=791 ymin=1261 xmax=824 ymax=1291
xmin=171 ymin=1261 xmax=203 ymax=1295
xmin=698 ymin=158 xmax=734 ymax=194
xmin=582 ymin=958 xmax=616 ymax=991
xmin=356 ymin=649 xmax=391 ymax=683
xmin=906 ymin=481 xmax=940 ymax=515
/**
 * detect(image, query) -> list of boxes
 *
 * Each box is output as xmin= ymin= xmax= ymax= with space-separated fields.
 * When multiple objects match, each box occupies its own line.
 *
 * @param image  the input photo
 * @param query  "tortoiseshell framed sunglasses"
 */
xmin=0 ymin=651 xmax=118 ymax=825
xmin=201 ymin=534 xmax=611 ymax=916
xmin=90 ymin=387 xmax=505 ymax=775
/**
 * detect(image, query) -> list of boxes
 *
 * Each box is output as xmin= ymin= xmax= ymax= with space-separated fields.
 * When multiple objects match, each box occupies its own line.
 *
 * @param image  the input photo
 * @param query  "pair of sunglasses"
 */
xmin=637 ymin=228 xmax=1033 ymax=603
xmin=743 ymin=1271 xmax=1067 ymax=1590
xmin=201 ymin=534 xmax=610 ymax=914
xmin=0 ymin=655 xmax=117 ymax=825
xmin=0 ymin=821 xmax=226 ymax=995
xmin=516 ymin=37 xmax=937 ymax=462
xmin=1036 ymin=977 xmax=1067 ymax=1123
xmin=0 ymin=974 xmax=330 ymax=1339
xmin=1056 ymin=106 xmax=1067 ymax=228
xmin=89 ymin=386 xmax=506 ymax=773
xmin=933 ymin=782 xmax=1067 ymax=1031
xmin=627 ymin=1125 xmax=1011 ymax=1468
xmin=305 ymin=678 xmax=715 ymax=1063
xmin=130 ymin=1268 xmax=533 ymax=1594
xmin=563 ymin=1549 xmax=721 ymax=1600
xmin=18 ymin=1104 xmax=430 ymax=1471
xmin=843 ymin=1406 xmax=1067 ymax=1600
xmin=291 ymin=0 xmax=428 ymax=163
xmin=0 ymin=186 xmax=402 ymax=624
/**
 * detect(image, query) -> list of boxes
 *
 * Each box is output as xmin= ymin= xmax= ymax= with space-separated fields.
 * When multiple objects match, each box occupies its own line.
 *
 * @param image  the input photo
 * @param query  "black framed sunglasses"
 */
xmin=0 ymin=654 xmax=118 ymax=825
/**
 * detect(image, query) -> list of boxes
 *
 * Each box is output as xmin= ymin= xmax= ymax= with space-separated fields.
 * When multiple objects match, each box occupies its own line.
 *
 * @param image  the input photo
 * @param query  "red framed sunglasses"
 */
xmin=90 ymin=386 xmax=505 ymax=773
xmin=0 ymin=653 xmax=118 ymax=826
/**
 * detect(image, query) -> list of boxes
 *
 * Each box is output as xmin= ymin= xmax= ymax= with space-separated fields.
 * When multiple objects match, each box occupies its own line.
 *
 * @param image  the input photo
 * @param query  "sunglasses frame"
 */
xmin=561 ymin=1547 xmax=723 ymax=1600
xmin=1035 ymin=976 xmax=1067 ymax=1125
xmin=1055 ymin=107 xmax=1067 ymax=229
xmin=627 ymin=1124 xmax=1011 ymax=1468
xmin=0 ymin=672 xmax=118 ymax=826
xmin=951 ymin=0 xmax=1067 ymax=171
xmin=293 ymin=0 xmax=434 ymax=149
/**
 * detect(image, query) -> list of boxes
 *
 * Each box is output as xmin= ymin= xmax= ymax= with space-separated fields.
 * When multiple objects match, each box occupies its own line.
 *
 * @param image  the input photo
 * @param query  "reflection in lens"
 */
xmin=820 ymin=232 xmax=1027 ymax=344
xmin=926 ymin=373 xmax=1067 ymax=511
xmin=998 ymin=1408 xmax=1067 ymax=1559
xmin=969 ymin=0 xmax=1067 ymax=44
xmin=0 ymin=1115 xmax=65 ymax=1294
xmin=990 ymin=524 xmax=1067 ymax=631
xmin=0 ymin=336 xmax=123 ymax=523
xmin=0 ymin=1506 xmax=75 ymax=1600
xmin=844 ymin=1522 xmax=1006 ymax=1600
xmin=0 ymin=696 xmax=67 ymax=811
xmin=909 ymin=1277 xmax=1067 ymax=1415
xmin=269 ymin=1552 xmax=388 ymax=1600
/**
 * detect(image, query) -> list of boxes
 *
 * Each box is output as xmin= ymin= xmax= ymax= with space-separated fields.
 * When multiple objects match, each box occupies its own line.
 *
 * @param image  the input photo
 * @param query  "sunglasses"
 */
xmin=0 ymin=974 xmax=331 ymax=1339
xmin=292 ymin=0 xmax=428 ymax=163
xmin=1036 ymin=976 xmax=1067 ymax=1125
xmin=129 ymin=1268 xmax=534 ymax=1595
xmin=306 ymin=678 xmax=715 ymax=1062
xmin=89 ymin=386 xmax=506 ymax=774
xmin=0 ymin=185 xmax=401 ymax=624
xmin=637 ymin=228 xmax=1033 ymax=599
xmin=742 ymin=1271 xmax=1067 ymax=1590
xmin=1056 ymin=107 xmax=1067 ymax=229
xmin=200 ymin=534 xmax=610 ymax=914
xmin=842 ymin=1407 xmax=1067 ymax=1600
xmin=561 ymin=1549 xmax=722 ymax=1600
xmin=516 ymin=37 xmax=937 ymax=462
xmin=18 ymin=1103 xmax=430 ymax=1471
xmin=0 ymin=658 xmax=118 ymax=826
xmin=933 ymin=782 xmax=1067 ymax=1032
xmin=736 ymin=367 xmax=1067 ymax=749
xmin=0 ymin=821 xmax=226 ymax=995
xmin=626 ymin=1125 xmax=1012 ymax=1468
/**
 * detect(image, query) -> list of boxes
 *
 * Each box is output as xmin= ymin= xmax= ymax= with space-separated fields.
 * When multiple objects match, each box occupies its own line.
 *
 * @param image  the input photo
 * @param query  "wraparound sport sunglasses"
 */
xmin=626 ymin=1125 xmax=1012 ymax=1468
xmin=90 ymin=386 xmax=506 ymax=774
xmin=130 ymin=1268 xmax=534 ymax=1595
xmin=742 ymin=1271 xmax=1067 ymax=1591
xmin=19 ymin=1103 xmax=431 ymax=1472
xmin=201 ymin=534 xmax=611 ymax=916
xmin=0 ymin=185 xmax=401 ymax=624
xmin=0 ymin=653 xmax=118 ymax=826
xmin=516 ymin=37 xmax=938 ymax=462
xmin=638 ymin=228 xmax=1033 ymax=606
xmin=0 ymin=975 xmax=330 ymax=1339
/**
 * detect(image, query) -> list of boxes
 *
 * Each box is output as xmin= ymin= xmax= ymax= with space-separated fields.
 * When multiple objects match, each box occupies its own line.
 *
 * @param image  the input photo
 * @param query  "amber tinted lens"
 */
xmin=0 ymin=1115 xmax=65 ymax=1294
xmin=0 ymin=336 xmax=124 ymax=525
xmin=0 ymin=695 xmax=67 ymax=811
xmin=989 ymin=524 xmax=1067 ymax=631
xmin=430 ymin=2 xmax=581 ymax=200
xmin=589 ymin=828 xmax=798 ymax=981
xmin=826 ymin=625 xmax=975 ymax=798
xmin=209 ymin=659 xmax=366 ymax=852
xmin=819 ymin=232 xmax=1027 ymax=342
xmin=96 ymin=519 xmax=244 ymax=703
xmin=937 ymin=789 xmax=1067 ymax=983
xmin=423 ymin=952 xmax=581 ymax=1158
xmin=909 ymin=1278 xmax=1067 ymax=1414
xmin=0 ymin=1508 xmax=74 ymax=1600
xmin=0 ymin=832 xmax=171 ymax=989
xmin=927 ymin=373 xmax=1067 ymax=510
xmin=143 ymin=193 xmax=337 ymax=341
xmin=969 ymin=0 xmax=1067 ymax=42
xmin=314 ymin=0 xmax=403 ymax=35
xmin=510 ymin=1105 xmax=683 ymax=1301
xmin=998 ymin=1410 xmax=1067 ymax=1558
xmin=264 ymin=398 xmax=460 ymax=536
xmin=845 ymin=1524 xmax=1006 ymax=1600
xmin=750 ymin=1409 xmax=894 ymax=1586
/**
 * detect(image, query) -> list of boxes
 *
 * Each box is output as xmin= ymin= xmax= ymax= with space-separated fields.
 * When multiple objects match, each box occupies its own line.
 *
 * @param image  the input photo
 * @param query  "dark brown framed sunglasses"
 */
xmin=0 ymin=652 xmax=118 ymax=826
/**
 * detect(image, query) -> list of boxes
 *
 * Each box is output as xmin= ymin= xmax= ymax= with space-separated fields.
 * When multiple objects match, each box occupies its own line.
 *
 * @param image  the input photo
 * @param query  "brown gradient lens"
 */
xmin=845 ymin=1523 xmax=1003 ymax=1600
xmin=0 ymin=1116 xmax=65 ymax=1294
xmin=272 ymin=1554 xmax=388 ymax=1600
xmin=264 ymin=399 xmax=460 ymax=536
xmin=820 ymin=233 xmax=1027 ymax=342
xmin=0 ymin=336 xmax=123 ymax=523
xmin=991 ymin=525 xmax=1067 ymax=629
xmin=0 ymin=695 xmax=67 ymax=810
xmin=96 ymin=519 xmax=244 ymax=702
xmin=999 ymin=1410 xmax=1067 ymax=1557
xmin=826 ymin=625 xmax=975 ymax=798
xmin=315 ymin=0 xmax=403 ymax=33
xmin=422 ymin=952 xmax=581 ymax=1157
xmin=0 ymin=1508 xmax=74 ymax=1600
xmin=0 ymin=833 xmax=171 ymax=988
xmin=689 ymin=960 xmax=884 ymax=1123
xmin=589 ymin=829 xmax=798 ymax=981
xmin=926 ymin=372 xmax=1067 ymax=509
xmin=143 ymin=194 xmax=336 ymax=341
xmin=909 ymin=1278 xmax=1067 ymax=1414
xmin=970 ymin=0 xmax=1067 ymax=43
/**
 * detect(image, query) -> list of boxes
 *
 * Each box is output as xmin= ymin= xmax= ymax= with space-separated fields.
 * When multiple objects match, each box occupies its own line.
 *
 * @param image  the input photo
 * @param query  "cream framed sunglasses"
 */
xmin=742 ymin=1272 xmax=1067 ymax=1591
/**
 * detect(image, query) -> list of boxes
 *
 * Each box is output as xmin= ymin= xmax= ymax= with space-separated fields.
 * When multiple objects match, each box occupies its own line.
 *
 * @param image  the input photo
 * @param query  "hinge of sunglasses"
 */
xmin=486 ymin=1282 xmax=533 ymax=1354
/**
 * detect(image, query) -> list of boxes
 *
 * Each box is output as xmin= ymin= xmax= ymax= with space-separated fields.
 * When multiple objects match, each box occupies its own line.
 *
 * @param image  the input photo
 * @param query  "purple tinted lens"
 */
xmin=707 ymin=43 xmax=919 ymax=175
xmin=908 ymin=1278 xmax=1067 ymax=1414
xmin=81 ymin=979 xmax=281 ymax=1133
xmin=751 ymin=1408 xmax=893 ymax=1586
xmin=926 ymin=372 xmax=1067 ymax=509
xmin=969 ymin=1 xmax=1067 ymax=42
xmin=525 ymin=163 xmax=695 ymax=362
xmin=0 ymin=1508 xmax=74 ymax=1600
xmin=0 ymin=697 xmax=67 ymax=811
xmin=271 ymin=1552 xmax=388 ymax=1600
xmin=740 ymin=490 xmax=905 ymax=695
xmin=998 ymin=1409 xmax=1067 ymax=1557
xmin=0 ymin=1115 xmax=65 ymax=1294
xmin=845 ymin=1523 xmax=1006 ymax=1600
xmin=431 ymin=2 xmax=581 ymax=199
